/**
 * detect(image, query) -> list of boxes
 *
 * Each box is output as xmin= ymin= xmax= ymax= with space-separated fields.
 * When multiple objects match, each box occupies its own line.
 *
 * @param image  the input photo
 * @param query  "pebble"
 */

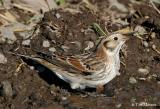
xmin=49 ymin=47 xmax=56 ymax=52
xmin=61 ymin=96 xmax=67 ymax=101
xmin=43 ymin=40 xmax=50 ymax=48
xmin=22 ymin=39 xmax=31 ymax=46
xmin=0 ymin=53 xmax=7 ymax=64
xmin=116 ymin=103 xmax=122 ymax=108
xmin=0 ymin=26 xmax=17 ymax=44
xmin=0 ymin=37 xmax=6 ymax=44
xmin=138 ymin=68 xmax=149 ymax=75
xmin=0 ymin=80 xmax=13 ymax=97
xmin=151 ymin=32 xmax=156 ymax=39
xmin=152 ymin=44 xmax=156 ymax=49
xmin=139 ymin=78 xmax=147 ymax=81
xmin=84 ymin=41 xmax=94 ymax=51
xmin=55 ymin=13 xmax=61 ymax=19
xmin=142 ymin=41 xmax=149 ymax=48
xmin=134 ymin=25 xmax=146 ymax=35
xmin=30 ymin=66 xmax=35 ymax=70
xmin=130 ymin=97 xmax=136 ymax=103
xmin=146 ymin=49 xmax=150 ymax=52
xmin=129 ymin=77 xmax=137 ymax=84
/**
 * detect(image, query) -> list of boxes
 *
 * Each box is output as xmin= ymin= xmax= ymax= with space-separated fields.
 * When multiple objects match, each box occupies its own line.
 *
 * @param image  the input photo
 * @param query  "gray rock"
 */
xmin=55 ymin=13 xmax=61 ymax=19
xmin=0 ymin=80 xmax=13 ymax=97
xmin=22 ymin=39 xmax=31 ymax=46
xmin=142 ymin=41 xmax=149 ymax=48
xmin=129 ymin=77 xmax=137 ymax=84
xmin=42 ymin=40 xmax=50 ymax=48
xmin=151 ymin=32 xmax=156 ymax=39
xmin=134 ymin=25 xmax=147 ymax=36
xmin=49 ymin=47 xmax=56 ymax=52
xmin=0 ymin=36 xmax=6 ymax=44
xmin=84 ymin=41 xmax=94 ymax=51
xmin=0 ymin=53 xmax=7 ymax=64
xmin=138 ymin=68 xmax=150 ymax=75
xmin=108 ymin=0 xmax=128 ymax=12
xmin=152 ymin=44 xmax=156 ymax=49
xmin=116 ymin=103 xmax=122 ymax=108
xmin=30 ymin=66 xmax=35 ymax=70
xmin=0 ymin=26 xmax=17 ymax=44
xmin=61 ymin=96 xmax=67 ymax=101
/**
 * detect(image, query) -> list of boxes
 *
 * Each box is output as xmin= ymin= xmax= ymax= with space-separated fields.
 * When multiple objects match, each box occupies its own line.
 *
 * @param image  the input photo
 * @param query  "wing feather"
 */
xmin=35 ymin=51 xmax=107 ymax=75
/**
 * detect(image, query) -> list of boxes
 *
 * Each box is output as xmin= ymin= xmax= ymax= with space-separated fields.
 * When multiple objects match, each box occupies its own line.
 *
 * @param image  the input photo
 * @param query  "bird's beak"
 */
xmin=116 ymin=27 xmax=135 ymax=40
xmin=122 ymin=31 xmax=136 ymax=36
xmin=122 ymin=31 xmax=135 ymax=40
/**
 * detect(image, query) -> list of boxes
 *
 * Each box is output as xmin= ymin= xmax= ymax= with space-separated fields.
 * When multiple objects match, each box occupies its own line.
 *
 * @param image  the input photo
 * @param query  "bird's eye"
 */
xmin=114 ymin=37 xmax=118 ymax=40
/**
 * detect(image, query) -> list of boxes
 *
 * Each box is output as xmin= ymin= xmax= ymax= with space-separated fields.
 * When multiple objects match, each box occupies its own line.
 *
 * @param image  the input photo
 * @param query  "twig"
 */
xmin=12 ymin=3 xmax=38 ymax=14
xmin=15 ymin=62 xmax=24 ymax=73
xmin=152 ymin=47 xmax=160 ymax=55
xmin=82 ymin=0 xmax=97 ymax=12
xmin=135 ymin=35 xmax=144 ymax=40
xmin=0 ymin=13 xmax=13 ymax=23
xmin=150 ymin=0 xmax=160 ymax=15
xmin=120 ymin=61 xmax=126 ymax=67
xmin=44 ymin=0 xmax=51 ymax=10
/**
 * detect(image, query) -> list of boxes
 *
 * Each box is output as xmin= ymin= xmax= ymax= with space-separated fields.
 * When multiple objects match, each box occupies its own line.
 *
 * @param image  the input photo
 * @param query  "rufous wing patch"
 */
xmin=67 ymin=58 xmax=85 ymax=72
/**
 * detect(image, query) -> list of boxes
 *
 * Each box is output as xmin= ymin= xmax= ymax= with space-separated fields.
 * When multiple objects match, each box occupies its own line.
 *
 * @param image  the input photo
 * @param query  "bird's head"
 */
xmin=100 ymin=33 xmax=130 ymax=55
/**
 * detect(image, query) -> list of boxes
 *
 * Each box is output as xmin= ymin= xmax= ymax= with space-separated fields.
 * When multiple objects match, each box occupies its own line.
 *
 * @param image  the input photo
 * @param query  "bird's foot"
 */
xmin=96 ymin=84 xmax=104 ymax=94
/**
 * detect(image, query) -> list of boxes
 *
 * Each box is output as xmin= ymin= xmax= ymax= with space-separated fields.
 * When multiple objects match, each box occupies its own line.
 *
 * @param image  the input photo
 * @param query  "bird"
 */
xmin=10 ymin=33 xmax=130 ymax=91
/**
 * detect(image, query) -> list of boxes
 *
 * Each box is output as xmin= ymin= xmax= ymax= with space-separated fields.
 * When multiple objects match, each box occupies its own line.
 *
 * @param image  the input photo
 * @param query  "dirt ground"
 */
xmin=0 ymin=0 xmax=160 ymax=109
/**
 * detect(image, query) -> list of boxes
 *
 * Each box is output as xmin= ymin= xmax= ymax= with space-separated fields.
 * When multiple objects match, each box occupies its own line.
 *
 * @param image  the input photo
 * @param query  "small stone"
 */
xmin=49 ymin=47 xmax=56 ymax=52
xmin=0 ymin=26 xmax=17 ymax=44
xmin=0 ymin=37 xmax=6 ymax=44
xmin=151 ymin=32 xmax=156 ymax=39
xmin=129 ymin=77 xmax=137 ymax=84
xmin=146 ymin=49 xmax=150 ymax=52
xmin=116 ymin=103 xmax=122 ymax=108
xmin=0 ymin=53 xmax=7 ymax=64
xmin=142 ymin=41 xmax=149 ymax=48
xmin=0 ymin=80 xmax=13 ymax=97
xmin=43 ymin=40 xmax=50 ymax=48
xmin=61 ymin=96 xmax=67 ymax=101
xmin=55 ymin=13 xmax=61 ymax=19
xmin=152 ymin=44 xmax=156 ymax=49
xmin=30 ymin=66 xmax=35 ymax=70
xmin=134 ymin=25 xmax=146 ymax=35
xmin=84 ymin=41 xmax=94 ymax=51
xmin=22 ymin=39 xmax=30 ymax=46
xmin=130 ymin=97 xmax=136 ymax=103
xmin=138 ymin=68 xmax=149 ymax=75
xmin=139 ymin=78 xmax=147 ymax=81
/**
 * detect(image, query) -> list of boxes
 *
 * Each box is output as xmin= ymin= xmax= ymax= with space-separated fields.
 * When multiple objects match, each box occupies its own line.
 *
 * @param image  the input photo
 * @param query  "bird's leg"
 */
xmin=96 ymin=84 xmax=104 ymax=93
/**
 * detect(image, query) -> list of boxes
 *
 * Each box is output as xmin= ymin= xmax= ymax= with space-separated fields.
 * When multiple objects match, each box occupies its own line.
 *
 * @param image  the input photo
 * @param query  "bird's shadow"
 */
xmin=22 ymin=58 xmax=96 ymax=93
